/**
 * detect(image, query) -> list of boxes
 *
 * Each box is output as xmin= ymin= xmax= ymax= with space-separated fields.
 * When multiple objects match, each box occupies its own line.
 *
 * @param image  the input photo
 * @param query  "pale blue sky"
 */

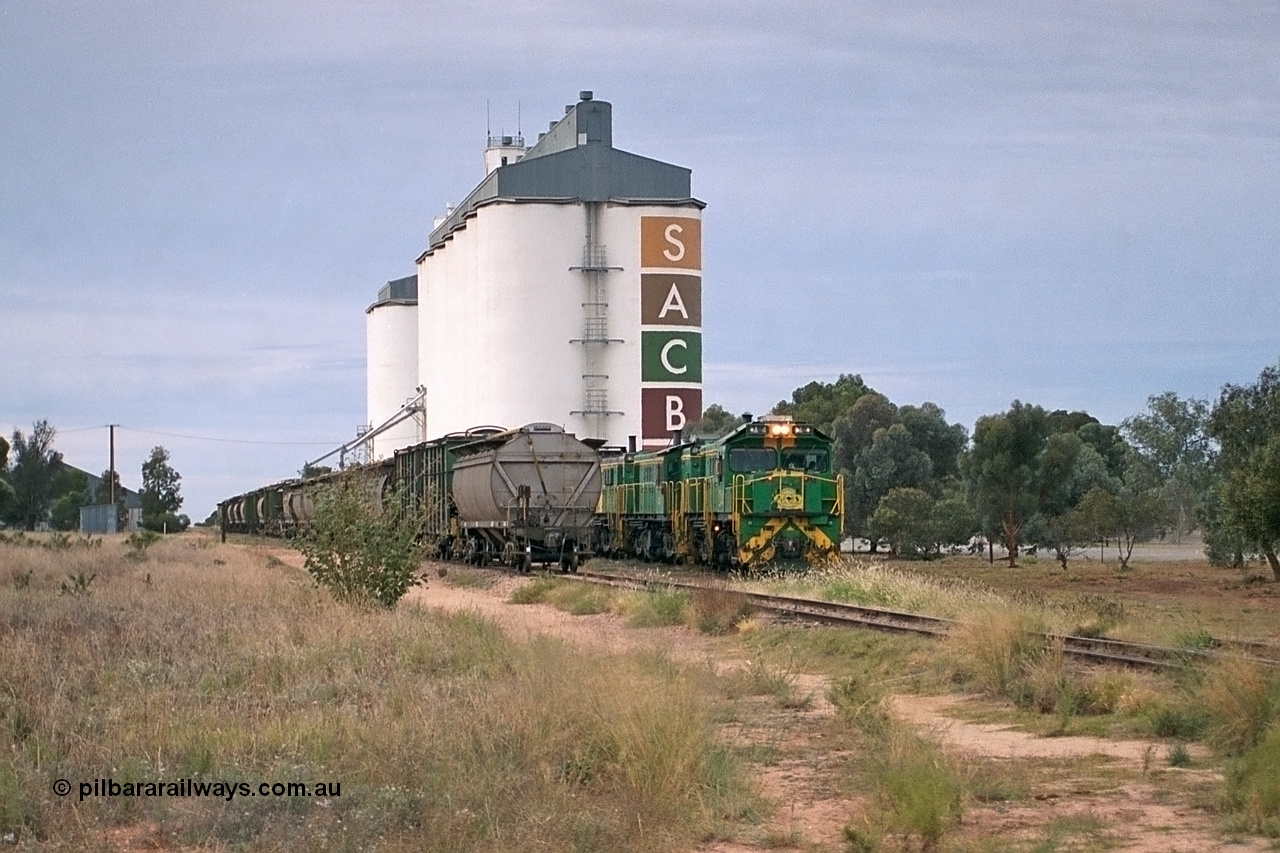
xmin=3 ymin=1 xmax=1278 ymax=518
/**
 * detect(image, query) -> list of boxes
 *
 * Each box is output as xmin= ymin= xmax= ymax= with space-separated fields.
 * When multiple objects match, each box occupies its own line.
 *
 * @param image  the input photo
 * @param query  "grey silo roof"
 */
xmin=366 ymin=275 xmax=418 ymax=313
xmin=424 ymin=95 xmax=703 ymax=255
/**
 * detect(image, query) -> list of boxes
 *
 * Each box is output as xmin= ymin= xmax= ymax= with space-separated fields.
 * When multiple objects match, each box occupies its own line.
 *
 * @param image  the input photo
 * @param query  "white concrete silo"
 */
xmin=365 ymin=275 xmax=422 ymax=460
xmin=417 ymin=92 xmax=704 ymax=448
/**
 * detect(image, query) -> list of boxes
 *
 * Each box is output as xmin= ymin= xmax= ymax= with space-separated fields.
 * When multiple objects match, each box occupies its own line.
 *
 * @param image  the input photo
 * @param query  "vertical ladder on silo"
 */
xmin=570 ymin=201 xmax=623 ymax=437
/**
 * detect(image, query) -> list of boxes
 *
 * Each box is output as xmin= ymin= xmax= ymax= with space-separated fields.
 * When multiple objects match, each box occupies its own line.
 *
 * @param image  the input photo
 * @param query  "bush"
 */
xmin=298 ymin=474 xmax=430 ymax=608
xmin=141 ymin=511 xmax=190 ymax=534
xmin=830 ymin=674 xmax=893 ymax=738
xmin=509 ymin=578 xmax=614 ymax=615
xmin=1144 ymin=703 xmax=1209 ymax=740
xmin=125 ymin=529 xmax=162 ymax=555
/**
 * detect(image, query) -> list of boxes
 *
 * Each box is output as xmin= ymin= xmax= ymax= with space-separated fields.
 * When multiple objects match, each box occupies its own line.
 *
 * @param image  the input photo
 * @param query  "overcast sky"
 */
xmin=3 ymin=1 xmax=1278 ymax=519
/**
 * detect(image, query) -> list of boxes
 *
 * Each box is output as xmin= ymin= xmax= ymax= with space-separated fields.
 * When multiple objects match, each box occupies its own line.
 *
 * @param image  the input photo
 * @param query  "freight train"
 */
xmin=218 ymin=415 xmax=842 ymax=570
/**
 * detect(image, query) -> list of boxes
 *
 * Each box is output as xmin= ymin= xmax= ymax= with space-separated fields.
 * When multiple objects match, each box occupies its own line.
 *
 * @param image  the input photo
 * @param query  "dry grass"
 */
xmin=0 ymin=533 xmax=748 ymax=851
xmin=510 ymin=576 xmax=756 ymax=636
xmin=1200 ymin=659 xmax=1280 ymax=755
xmin=688 ymin=586 xmax=755 ymax=635
xmin=742 ymin=557 xmax=1138 ymax=645
xmin=742 ymin=557 xmax=1007 ymax=618
xmin=829 ymin=665 xmax=965 ymax=851
xmin=946 ymin=609 xmax=1055 ymax=699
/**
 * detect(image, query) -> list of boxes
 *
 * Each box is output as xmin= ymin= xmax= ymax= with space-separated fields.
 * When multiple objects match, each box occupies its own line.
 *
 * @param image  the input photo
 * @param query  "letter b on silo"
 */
xmin=641 ymin=388 xmax=702 ymax=442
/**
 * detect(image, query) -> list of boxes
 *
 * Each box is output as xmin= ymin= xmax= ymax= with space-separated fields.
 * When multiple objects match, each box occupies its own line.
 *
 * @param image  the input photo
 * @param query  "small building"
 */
xmin=77 ymin=467 xmax=142 ymax=533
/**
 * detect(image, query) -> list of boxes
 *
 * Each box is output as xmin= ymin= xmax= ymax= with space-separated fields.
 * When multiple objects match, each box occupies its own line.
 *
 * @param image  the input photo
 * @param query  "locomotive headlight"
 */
xmin=770 ymin=424 xmax=791 ymax=437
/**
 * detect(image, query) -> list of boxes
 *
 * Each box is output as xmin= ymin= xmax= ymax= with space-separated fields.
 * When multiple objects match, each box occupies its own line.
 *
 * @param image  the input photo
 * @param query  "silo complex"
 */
xmin=365 ymin=91 xmax=702 ymax=455
xmin=417 ymin=92 xmax=704 ymax=449
xmin=365 ymin=275 xmax=422 ymax=460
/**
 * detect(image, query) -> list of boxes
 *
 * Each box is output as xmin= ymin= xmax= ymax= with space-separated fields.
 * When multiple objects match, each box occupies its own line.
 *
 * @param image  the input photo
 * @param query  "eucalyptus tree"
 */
xmin=141 ymin=446 xmax=188 ymax=533
xmin=0 ymin=436 xmax=12 ymax=520
xmin=693 ymin=403 xmax=747 ymax=439
xmin=1122 ymin=392 xmax=1213 ymax=538
xmin=4 ymin=420 xmax=63 ymax=530
xmin=1206 ymin=361 xmax=1280 ymax=578
xmin=772 ymin=373 xmax=872 ymax=435
xmin=961 ymin=402 xmax=1081 ymax=567
xmin=835 ymin=395 xmax=968 ymax=548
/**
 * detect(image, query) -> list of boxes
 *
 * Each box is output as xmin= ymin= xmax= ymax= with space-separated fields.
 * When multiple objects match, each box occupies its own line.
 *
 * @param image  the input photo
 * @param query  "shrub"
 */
xmin=141 ymin=511 xmax=190 ymax=534
xmin=1144 ymin=703 xmax=1209 ymax=740
xmin=298 ymin=474 xmax=430 ymax=608
xmin=1009 ymin=642 xmax=1070 ymax=715
xmin=509 ymin=578 xmax=618 ymax=616
xmin=125 ymin=529 xmax=161 ymax=555
xmin=1074 ymin=672 xmax=1134 ymax=716
xmin=1174 ymin=627 xmax=1215 ymax=651
xmin=58 ymin=572 xmax=96 ymax=598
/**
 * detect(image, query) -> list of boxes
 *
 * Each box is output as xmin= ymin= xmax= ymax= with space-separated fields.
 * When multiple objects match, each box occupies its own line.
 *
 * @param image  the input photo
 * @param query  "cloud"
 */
xmin=3 ymin=0 xmax=1279 ymax=520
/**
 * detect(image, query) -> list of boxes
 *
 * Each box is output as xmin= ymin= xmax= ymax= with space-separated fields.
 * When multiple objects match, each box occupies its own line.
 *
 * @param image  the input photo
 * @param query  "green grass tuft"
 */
xmin=626 ymin=588 xmax=690 ymax=628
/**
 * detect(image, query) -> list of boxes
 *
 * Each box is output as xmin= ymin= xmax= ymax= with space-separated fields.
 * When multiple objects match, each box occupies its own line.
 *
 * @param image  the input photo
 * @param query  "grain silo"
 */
xmin=417 ymin=91 xmax=704 ymax=449
xmin=365 ymin=275 xmax=422 ymax=460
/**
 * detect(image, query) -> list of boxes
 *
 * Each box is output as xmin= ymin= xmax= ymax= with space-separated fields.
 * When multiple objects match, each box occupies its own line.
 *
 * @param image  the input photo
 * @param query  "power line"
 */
xmin=14 ymin=422 xmax=338 ymax=447
xmin=55 ymin=425 xmax=110 ymax=434
xmin=119 ymin=427 xmax=336 ymax=447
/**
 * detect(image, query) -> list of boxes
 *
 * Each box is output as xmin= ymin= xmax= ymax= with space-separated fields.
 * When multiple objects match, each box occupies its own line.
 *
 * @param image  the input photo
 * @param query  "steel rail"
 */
xmin=569 ymin=569 xmax=1279 ymax=672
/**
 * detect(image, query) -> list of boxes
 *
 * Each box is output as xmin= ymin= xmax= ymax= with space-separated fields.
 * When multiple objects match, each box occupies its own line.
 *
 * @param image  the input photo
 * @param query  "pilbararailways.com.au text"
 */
xmin=57 ymin=778 xmax=342 ymax=802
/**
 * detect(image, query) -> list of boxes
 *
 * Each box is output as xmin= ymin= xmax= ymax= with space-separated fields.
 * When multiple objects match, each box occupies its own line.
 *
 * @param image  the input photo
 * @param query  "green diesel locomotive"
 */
xmin=597 ymin=415 xmax=844 ymax=568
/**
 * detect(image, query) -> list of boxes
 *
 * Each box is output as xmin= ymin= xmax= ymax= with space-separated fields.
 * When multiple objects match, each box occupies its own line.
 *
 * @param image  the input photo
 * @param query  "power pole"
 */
xmin=108 ymin=424 xmax=119 ymax=507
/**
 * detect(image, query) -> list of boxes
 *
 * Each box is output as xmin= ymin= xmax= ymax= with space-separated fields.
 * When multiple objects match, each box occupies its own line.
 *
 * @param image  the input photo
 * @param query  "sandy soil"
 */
xmin=406 ymin=563 xmax=1272 ymax=852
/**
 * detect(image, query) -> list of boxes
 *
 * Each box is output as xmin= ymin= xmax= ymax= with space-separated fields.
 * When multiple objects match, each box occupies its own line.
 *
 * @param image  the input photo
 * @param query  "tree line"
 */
xmin=694 ymin=357 xmax=1280 ymax=578
xmin=0 ymin=421 xmax=189 ymax=533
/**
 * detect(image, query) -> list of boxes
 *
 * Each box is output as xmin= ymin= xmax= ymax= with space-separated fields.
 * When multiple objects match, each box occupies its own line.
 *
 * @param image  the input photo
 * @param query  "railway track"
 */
xmin=570 ymin=569 xmax=1279 ymax=672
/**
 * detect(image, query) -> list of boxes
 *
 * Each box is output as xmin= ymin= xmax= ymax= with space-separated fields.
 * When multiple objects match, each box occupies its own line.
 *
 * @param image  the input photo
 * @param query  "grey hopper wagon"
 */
xmin=450 ymin=422 xmax=604 ymax=572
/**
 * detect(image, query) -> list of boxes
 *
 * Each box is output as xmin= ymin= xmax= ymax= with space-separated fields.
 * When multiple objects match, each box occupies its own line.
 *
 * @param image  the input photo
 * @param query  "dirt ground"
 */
xmin=404 ymin=562 xmax=1274 ymax=853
